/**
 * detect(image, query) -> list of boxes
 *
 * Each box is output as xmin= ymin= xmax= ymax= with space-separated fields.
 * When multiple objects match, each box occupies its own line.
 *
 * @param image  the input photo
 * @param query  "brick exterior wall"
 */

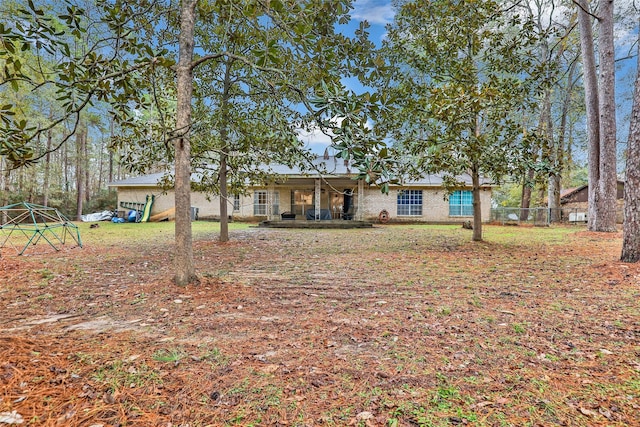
xmin=116 ymin=184 xmax=493 ymax=223
xmin=361 ymin=187 xmax=492 ymax=223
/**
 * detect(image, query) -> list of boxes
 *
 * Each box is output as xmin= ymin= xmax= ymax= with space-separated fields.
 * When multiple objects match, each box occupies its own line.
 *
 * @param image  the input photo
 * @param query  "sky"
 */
xmin=351 ymin=0 xmax=395 ymax=29
xmin=301 ymin=0 xmax=640 ymax=169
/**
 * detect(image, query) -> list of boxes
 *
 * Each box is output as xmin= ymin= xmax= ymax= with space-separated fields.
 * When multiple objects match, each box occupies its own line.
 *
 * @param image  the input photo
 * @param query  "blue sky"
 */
xmin=350 ymin=0 xmax=395 ymax=33
xmin=302 ymin=0 xmax=638 ymax=169
xmin=343 ymin=0 xmax=394 ymax=90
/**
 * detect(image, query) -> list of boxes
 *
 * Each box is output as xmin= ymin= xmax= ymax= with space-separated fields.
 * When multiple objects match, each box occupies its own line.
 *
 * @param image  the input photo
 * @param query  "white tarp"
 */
xmin=81 ymin=210 xmax=114 ymax=222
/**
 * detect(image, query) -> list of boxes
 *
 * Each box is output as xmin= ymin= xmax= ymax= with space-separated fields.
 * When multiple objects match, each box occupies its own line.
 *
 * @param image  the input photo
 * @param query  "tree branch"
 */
xmin=572 ymin=0 xmax=601 ymax=21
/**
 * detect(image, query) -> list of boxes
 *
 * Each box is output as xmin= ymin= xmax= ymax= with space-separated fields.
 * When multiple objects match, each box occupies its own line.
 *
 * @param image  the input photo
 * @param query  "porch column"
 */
xmin=357 ymin=179 xmax=364 ymax=221
xmin=268 ymin=183 xmax=275 ymax=221
xmin=314 ymin=178 xmax=321 ymax=221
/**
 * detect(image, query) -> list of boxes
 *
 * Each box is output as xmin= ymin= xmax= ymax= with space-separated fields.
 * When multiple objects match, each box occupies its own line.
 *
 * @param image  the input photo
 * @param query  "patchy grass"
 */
xmin=0 ymin=223 xmax=638 ymax=426
xmin=74 ymin=220 xmax=252 ymax=246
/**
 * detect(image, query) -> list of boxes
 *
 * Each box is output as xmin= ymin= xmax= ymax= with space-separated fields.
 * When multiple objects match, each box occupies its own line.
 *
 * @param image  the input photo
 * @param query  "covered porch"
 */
xmin=262 ymin=177 xmax=366 ymax=222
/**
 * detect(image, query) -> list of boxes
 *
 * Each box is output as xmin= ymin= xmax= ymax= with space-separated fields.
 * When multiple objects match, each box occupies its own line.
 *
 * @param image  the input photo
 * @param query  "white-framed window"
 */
xmin=233 ymin=194 xmax=240 ymax=212
xmin=253 ymin=191 xmax=279 ymax=215
xmin=449 ymin=190 xmax=473 ymax=216
xmin=254 ymin=191 xmax=267 ymax=215
xmin=397 ymin=190 xmax=423 ymax=216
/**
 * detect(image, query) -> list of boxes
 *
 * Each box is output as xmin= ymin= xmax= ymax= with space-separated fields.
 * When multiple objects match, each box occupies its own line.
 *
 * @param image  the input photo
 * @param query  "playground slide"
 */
xmin=139 ymin=195 xmax=154 ymax=223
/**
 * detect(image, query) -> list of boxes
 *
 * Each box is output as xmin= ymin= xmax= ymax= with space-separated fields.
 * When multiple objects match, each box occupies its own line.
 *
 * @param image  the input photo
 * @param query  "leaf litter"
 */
xmin=0 ymin=224 xmax=639 ymax=426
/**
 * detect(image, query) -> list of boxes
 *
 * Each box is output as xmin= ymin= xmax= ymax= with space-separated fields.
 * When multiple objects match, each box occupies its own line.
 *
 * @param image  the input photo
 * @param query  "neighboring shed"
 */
xmin=108 ymin=156 xmax=495 ymax=224
xmin=560 ymin=181 xmax=625 ymax=223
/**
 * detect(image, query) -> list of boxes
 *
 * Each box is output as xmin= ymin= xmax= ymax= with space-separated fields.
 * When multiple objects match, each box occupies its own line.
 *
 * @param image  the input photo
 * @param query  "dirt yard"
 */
xmin=0 ymin=223 xmax=638 ymax=426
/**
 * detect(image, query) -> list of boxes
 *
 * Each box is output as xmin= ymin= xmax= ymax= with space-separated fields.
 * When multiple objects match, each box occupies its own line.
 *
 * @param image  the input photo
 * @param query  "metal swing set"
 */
xmin=0 ymin=202 xmax=82 ymax=256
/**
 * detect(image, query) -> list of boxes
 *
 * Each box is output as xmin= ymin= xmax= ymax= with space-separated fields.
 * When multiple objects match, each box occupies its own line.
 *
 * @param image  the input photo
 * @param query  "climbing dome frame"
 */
xmin=0 ymin=202 xmax=82 ymax=255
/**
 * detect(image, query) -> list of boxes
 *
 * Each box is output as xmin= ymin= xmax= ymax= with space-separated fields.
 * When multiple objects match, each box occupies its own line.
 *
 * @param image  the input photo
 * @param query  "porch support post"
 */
xmin=267 ymin=183 xmax=275 ymax=221
xmin=357 ymin=179 xmax=364 ymax=221
xmin=314 ymin=178 xmax=321 ymax=221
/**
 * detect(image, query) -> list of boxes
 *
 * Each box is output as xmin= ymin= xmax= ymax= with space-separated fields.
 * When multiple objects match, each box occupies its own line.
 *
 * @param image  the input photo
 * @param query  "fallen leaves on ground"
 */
xmin=1 ymin=224 xmax=639 ymax=426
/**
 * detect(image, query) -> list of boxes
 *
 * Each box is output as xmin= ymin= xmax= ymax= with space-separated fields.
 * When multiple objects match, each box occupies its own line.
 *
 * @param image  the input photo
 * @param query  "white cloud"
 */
xmin=352 ymin=0 xmax=395 ymax=26
xmin=297 ymin=126 xmax=334 ymax=148
xmin=297 ymin=117 xmax=374 ymax=154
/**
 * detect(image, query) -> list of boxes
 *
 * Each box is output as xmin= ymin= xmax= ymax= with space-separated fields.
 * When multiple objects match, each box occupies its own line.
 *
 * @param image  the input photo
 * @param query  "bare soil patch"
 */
xmin=1 ymin=224 xmax=639 ymax=426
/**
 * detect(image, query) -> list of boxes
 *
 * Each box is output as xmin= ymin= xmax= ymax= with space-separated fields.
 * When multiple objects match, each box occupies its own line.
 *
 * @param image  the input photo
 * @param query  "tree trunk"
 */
xmin=1 ymin=158 xmax=8 ymax=223
xmin=3 ymin=169 xmax=9 ymax=201
xmin=578 ymin=0 xmax=617 ymax=231
xmin=542 ymin=89 xmax=561 ymax=223
xmin=43 ymin=110 xmax=53 ymax=207
xmin=84 ymin=129 xmax=90 ymax=204
xmin=548 ymin=172 xmax=560 ymax=222
xmin=98 ymin=136 xmax=105 ymax=193
xmin=520 ymin=168 xmax=535 ymax=221
xmin=538 ymin=86 xmax=559 ymax=223
xmin=43 ymin=130 xmax=52 ymax=207
xmin=17 ymin=167 xmax=23 ymax=198
xmin=109 ymin=118 xmax=114 ymax=193
xmin=218 ymin=59 xmax=233 ymax=243
xmin=219 ymin=152 xmax=229 ymax=242
xmin=173 ymin=0 xmax=198 ymax=286
xmin=553 ymin=60 xmax=578 ymax=222
xmin=596 ymin=0 xmax=617 ymax=231
xmin=75 ymin=123 xmax=86 ymax=221
xmin=621 ymin=27 xmax=640 ymax=262
xmin=471 ymin=164 xmax=482 ymax=241
xmin=63 ymin=131 xmax=70 ymax=194
xmin=577 ymin=0 xmax=601 ymax=230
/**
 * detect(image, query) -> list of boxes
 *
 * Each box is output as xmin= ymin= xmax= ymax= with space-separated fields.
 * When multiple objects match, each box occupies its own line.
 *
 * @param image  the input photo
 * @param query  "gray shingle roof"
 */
xmin=108 ymin=172 xmax=168 ymax=187
xmin=108 ymin=157 xmax=493 ymax=187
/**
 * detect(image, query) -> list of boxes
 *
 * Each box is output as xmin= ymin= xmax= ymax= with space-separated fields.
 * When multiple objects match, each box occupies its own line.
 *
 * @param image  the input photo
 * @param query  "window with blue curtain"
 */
xmin=397 ymin=190 xmax=423 ymax=216
xmin=449 ymin=190 xmax=473 ymax=216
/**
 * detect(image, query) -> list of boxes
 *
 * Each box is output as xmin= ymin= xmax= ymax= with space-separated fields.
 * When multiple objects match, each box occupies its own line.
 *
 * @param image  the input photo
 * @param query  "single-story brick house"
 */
xmin=108 ymin=156 xmax=494 ymax=223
